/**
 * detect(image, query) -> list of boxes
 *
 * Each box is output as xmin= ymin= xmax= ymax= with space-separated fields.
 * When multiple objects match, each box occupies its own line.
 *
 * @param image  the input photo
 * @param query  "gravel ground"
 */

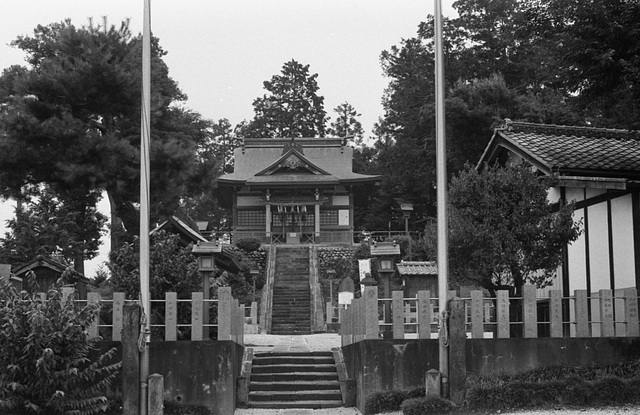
xmin=235 ymin=405 xmax=640 ymax=415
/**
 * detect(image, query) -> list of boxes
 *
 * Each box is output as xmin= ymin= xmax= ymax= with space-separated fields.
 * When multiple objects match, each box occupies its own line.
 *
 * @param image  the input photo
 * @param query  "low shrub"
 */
xmin=163 ymin=401 xmax=210 ymax=415
xmin=466 ymin=374 xmax=640 ymax=411
xmin=400 ymin=397 xmax=456 ymax=415
xmin=364 ymin=386 xmax=425 ymax=414
xmin=235 ymin=238 xmax=261 ymax=252
xmin=0 ymin=278 xmax=121 ymax=415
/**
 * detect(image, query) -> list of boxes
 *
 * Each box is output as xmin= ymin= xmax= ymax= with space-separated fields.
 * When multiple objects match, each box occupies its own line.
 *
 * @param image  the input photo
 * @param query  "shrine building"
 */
xmin=215 ymin=137 xmax=380 ymax=245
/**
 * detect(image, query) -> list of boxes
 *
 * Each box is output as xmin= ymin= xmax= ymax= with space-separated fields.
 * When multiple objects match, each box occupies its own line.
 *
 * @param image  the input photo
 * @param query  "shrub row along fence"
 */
xmin=340 ymin=285 xmax=640 ymax=346
xmin=59 ymin=286 xmax=246 ymax=344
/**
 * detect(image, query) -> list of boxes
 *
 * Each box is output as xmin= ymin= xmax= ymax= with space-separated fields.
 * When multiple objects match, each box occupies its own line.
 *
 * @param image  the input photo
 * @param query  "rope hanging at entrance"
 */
xmin=138 ymin=295 xmax=150 ymax=352
xmin=439 ymin=310 xmax=450 ymax=348
xmin=276 ymin=205 xmax=308 ymax=224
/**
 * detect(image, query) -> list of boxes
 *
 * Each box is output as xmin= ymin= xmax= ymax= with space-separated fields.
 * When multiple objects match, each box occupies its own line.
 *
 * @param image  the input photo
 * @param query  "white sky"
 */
xmin=0 ymin=0 xmax=456 ymax=277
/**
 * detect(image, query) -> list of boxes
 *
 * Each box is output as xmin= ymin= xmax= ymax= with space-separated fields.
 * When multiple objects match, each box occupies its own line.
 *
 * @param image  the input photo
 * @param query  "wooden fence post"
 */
xmin=87 ymin=292 xmax=100 ymax=339
xmin=575 ymin=290 xmax=589 ymax=337
xmin=364 ymin=286 xmax=379 ymax=340
xmin=251 ymin=302 xmax=258 ymax=325
xmin=418 ymin=290 xmax=431 ymax=339
xmin=392 ymin=291 xmax=404 ymax=339
xmin=600 ymin=289 xmax=615 ymax=337
xmin=497 ymin=290 xmax=510 ymax=339
xmin=113 ymin=292 xmax=125 ymax=342
xmin=191 ymin=292 xmax=203 ymax=341
xmin=625 ymin=288 xmax=639 ymax=337
xmin=550 ymin=290 xmax=563 ymax=338
xmin=165 ymin=292 xmax=177 ymax=341
xmin=218 ymin=287 xmax=232 ymax=341
xmin=470 ymin=290 xmax=484 ymax=338
xmin=523 ymin=285 xmax=537 ymax=338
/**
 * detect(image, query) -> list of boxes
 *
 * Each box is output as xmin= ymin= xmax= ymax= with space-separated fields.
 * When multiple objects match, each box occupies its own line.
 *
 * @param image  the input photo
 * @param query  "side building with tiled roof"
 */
xmin=215 ymin=137 xmax=381 ymax=245
xmin=478 ymin=120 xmax=640 ymax=298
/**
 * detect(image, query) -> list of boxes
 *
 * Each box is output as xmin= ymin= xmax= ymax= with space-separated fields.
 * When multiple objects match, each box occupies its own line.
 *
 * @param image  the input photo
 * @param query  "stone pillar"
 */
xmin=122 ymin=302 xmax=140 ymax=415
xmin=448 ymin=299 xmax=466 ymax=404
xmin=148 ymin=373 xmax=164 ymax=415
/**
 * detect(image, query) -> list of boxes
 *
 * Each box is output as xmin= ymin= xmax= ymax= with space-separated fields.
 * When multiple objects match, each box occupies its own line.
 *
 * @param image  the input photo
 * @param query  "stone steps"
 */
xmin=248 ymin=352 xmax=343 ymax=409
xmin=270 ymin=246 xmax=312 ymax=335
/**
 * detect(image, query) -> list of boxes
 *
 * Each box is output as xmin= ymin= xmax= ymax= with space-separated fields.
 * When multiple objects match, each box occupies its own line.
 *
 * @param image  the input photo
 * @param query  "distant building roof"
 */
xmin=478 ymin=121 xmax=640 ymax=183
xmin=216 ymin=137 xmax=380 ymax=189
xmin=370 ymin=241 xmax=401 ymax=256
xmin=151 ymin=216 xmax=207 ymax=246
xmin=151 ymin=216 xmax=242 ymax=275
xmin=396 ymin=261 xmax=438 ymax=276
xmin=12 ymin=255 xmax=88 ymax=282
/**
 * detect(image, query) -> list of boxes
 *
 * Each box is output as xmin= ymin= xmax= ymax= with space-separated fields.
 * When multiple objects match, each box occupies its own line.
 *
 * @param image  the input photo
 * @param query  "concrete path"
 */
xmin=243 ymin=333 xmax=342 ymax=353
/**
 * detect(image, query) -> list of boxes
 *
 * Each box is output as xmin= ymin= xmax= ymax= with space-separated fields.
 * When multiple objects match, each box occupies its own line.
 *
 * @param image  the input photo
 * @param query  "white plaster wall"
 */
xmin=237 ymin=196 xmax=263 ymax=206
xmin=611 ymin=194 xmax=636 ymax=290
xmin=566 ymin=188 xmax=587 ymax=291
xmin=588 ymin=198 xmax=611 ymax=292
xmin=547 ymin=187 xmax=561 ymax=204
xmin=568 ymin=208 xmax=587 ymax=291
xmin=332 ymin=195 xmax=350 ymax=206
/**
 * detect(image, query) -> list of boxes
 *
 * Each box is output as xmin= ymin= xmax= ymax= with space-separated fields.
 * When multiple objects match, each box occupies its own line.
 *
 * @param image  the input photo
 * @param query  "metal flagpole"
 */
xmin=434 ymin=0 xmax=450 ymax=398
xmin=139 ymin=0 xmax=152 ymax=413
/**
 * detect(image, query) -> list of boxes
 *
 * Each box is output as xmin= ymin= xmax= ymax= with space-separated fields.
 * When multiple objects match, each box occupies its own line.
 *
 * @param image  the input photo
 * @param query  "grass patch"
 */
xmin=363 ymin=360 xmax=640 ymax=414
xmin=465 ymin=359 xmax=640 ymax=411
xmin=364 ymin=386 xmax=426 ymax=414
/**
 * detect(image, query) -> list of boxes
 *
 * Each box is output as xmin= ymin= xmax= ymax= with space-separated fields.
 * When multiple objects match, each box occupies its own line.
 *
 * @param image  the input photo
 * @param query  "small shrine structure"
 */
xmin=215 ymin=137 xmax=380 ymax=244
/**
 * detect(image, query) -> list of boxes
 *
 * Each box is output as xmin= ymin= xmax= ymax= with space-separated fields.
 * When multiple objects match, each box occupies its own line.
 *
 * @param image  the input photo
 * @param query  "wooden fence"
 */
xmin=340 ymin=285 xmax=640 ymax=346
xmin=60 ymin=286 xmax=245 ymax=344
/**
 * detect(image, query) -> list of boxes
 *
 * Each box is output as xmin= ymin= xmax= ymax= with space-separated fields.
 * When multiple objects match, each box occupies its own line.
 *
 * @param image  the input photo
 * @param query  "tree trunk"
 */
xmin=73 ymin=252 xmax=85 ymax=275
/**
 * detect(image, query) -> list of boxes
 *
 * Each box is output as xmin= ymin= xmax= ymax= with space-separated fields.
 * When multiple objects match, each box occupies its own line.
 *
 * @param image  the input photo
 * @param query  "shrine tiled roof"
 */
xmin=479 ymin=121 xmax=640 ymax=178
xmin=216 ymin=137 xmax=381 ymax=187
xmin=396 ymin=261 xmax=438 ymax=275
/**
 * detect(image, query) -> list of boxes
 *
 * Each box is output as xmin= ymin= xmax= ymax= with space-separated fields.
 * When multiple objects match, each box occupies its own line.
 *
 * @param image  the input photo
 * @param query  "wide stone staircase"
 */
xmin=270 ymin=247 xmax=312 ymax=335
xmin=247 ymin=351 xmax=343 ymax=409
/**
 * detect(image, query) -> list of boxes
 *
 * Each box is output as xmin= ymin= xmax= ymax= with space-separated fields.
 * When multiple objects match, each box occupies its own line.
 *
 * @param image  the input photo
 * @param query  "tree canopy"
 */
xmin=0 ymin=19 xmax=220 ymax=258
xmin=354 ymin=0 xmax=639 ymax=233
xmin=448 ymin=164 xmax=581 ymax=296
xmin=238 ymin=59 xmax=327 ymax=138
xmin=0 ymin=186 xmax=106 ymax=273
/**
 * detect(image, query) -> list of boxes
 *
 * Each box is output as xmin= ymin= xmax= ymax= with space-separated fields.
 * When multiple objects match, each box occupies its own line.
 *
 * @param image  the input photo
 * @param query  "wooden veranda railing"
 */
xmin=340 ymin=285 xmax=640 ymax=346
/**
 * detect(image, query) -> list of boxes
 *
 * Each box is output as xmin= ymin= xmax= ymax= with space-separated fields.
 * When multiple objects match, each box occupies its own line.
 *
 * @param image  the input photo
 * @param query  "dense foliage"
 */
xmin=108 ymin=231 xmax=200 ymax=300
xmin=0 ymin=19 xmax=220 ymax=253
xmin=448 ymin=164 xmax=580 ymax=296
xmin=357 ymin=0 xmax=640 ymax=233
xmin=0 ymin=187 xmax=106 ymax=273
xmin=0 ymin=278 xmax=121 ymax=415
xmin=238 ymin=59 xmax=327 ymax=138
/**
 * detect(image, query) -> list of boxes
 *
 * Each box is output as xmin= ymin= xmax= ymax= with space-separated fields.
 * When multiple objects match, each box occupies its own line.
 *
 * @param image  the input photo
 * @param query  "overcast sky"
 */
xmin=0 ymin=0 xmax=456 ymax=276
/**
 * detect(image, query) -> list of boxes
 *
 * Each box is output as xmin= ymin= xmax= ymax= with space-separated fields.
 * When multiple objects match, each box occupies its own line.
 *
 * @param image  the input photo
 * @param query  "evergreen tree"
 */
xmin=0 ymin=186 xmax=106 ymax=273
xmin=328 ymin=102 xmax=364 ymax=140
xmin=239 ymin=59 xmax=327 ymax=138
xmin=448 ymin=164 xmax=581 ymax=296
xmin=0 ymin=19 xmax=216 ymax=252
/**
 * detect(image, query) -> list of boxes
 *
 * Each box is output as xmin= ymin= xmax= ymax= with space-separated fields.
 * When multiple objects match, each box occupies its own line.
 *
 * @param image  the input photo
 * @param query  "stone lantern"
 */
xmin=192 ymin=241 xmax=222 ymax=339
xmin=370 ymin=241 xmax=400 ymax=339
